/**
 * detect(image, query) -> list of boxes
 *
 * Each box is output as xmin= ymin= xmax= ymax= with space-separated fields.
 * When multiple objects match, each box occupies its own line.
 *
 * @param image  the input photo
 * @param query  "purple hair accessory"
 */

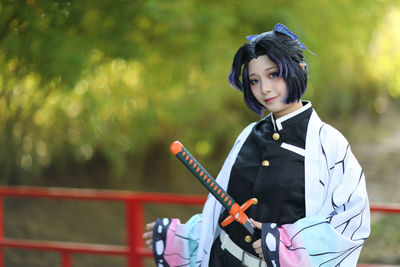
xmin=274 ymin=23 xmax=317 ymax=56
xmin=246 ymin=34 xmax=259 ymax=42
xmin=246 ymin=23 xmax=317 ymax=56
xmin=245 ymin=33 xmax=269 ymax=42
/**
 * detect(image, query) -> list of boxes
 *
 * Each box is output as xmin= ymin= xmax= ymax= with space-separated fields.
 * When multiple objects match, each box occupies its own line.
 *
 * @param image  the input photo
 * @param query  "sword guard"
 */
xmin=220 ymin=198 xmax=257 ymax=227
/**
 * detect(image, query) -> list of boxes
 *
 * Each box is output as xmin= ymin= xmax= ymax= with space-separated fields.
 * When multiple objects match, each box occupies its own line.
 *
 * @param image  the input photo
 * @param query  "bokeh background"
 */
xmin=1 ymin=0 xmax=399 ymax=266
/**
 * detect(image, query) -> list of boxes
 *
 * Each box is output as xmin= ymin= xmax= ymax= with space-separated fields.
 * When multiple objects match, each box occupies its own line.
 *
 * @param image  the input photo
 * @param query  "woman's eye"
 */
xmin=269 ymin=72 xmax=279 ymax=79
xmin=250 ymin=79 xmax=259 ymax=85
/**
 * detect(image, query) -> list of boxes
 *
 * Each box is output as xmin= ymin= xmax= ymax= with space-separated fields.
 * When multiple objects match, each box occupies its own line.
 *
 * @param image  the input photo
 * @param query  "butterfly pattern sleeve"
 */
xmin=152 ymin=214 xmax=202 ymax=267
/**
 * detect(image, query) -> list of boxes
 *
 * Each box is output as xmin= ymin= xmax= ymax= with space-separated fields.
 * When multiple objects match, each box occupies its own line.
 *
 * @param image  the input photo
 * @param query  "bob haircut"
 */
xmin=228 ymin=30 xmax=308 ymax=116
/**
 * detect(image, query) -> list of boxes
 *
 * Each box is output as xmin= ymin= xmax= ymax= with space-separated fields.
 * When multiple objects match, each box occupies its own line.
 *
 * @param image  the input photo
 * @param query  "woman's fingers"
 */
xmin=249 ymin=218 xmax=266 ymax=259
xmin=252 ymin=239 xmax=261 ymax=249
xmin=252 ymin=238 xmax=264 ymax=259
xmin=143 ymin=222 xmax=155 ymax=240
xmin=250 ymin=218 xmax=262 ymax=230
xmin=143 ymin=231 xmax=153 ymax=249
xmin=143 ymin=221 xmax=156 ymax=249
xmin=143 ymin=231 xmax=152 ymax=239
xmin=146 ymin=221 xmax=155 ymax=230
xmin=145 ymin=237 xmax=153 ymax=249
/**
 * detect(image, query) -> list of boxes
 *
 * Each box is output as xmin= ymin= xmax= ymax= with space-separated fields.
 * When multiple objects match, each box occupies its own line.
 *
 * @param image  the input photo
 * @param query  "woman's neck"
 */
xmin=273 ymin=101 xmax=303 ymax=119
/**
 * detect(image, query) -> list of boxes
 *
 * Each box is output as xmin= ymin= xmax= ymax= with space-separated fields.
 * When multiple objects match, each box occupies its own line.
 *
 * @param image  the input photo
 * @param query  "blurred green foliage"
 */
xmin=0 ymin=0 xmax=399 ymax=186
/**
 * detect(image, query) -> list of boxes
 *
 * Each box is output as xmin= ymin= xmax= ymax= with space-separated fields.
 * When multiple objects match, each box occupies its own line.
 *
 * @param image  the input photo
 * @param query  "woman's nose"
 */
xmin=261 ymin=80 xmax=270 ymax=94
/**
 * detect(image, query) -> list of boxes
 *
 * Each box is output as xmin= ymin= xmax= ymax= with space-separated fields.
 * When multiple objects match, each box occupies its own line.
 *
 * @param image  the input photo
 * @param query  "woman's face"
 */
xmin=248 ymin=55 xmax=302 ymax=118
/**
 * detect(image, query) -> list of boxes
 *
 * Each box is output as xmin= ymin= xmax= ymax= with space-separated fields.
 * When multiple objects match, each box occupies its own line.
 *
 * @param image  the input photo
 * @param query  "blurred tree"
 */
xmin=0 ymin=0 xmax=399 ymax=187
xmin=0 ymin=0 xmax=145 ymax=184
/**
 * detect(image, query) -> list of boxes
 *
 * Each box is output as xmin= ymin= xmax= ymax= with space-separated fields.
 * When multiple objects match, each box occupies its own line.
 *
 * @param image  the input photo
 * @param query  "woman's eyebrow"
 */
xmin=265 ymin=66 xmax=278 ymax=71
xmin=249 ymin=66 xmax=278 ymax=77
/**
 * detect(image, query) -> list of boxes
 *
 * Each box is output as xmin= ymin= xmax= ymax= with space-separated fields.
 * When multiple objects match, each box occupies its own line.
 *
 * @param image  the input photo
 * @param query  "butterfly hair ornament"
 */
xmin=246 ymin=23 xmax=317 ymax=56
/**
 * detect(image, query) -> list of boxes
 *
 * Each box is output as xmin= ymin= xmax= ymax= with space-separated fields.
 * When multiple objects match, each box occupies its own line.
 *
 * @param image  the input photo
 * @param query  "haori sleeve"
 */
xmin=152 ymin=214 xmax=202 ymax=267
xmin=260 ymin=129 xmax=370 ymax=267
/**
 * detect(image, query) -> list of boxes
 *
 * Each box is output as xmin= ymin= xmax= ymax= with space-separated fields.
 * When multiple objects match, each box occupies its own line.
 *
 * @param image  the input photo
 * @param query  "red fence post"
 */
xmin=61 ymin=251 xmax=72 ymax=267
xmin=0 ymin=196 xmax=3 ymax=267
xmin=126 ymin=198 xmax=145 ymax=267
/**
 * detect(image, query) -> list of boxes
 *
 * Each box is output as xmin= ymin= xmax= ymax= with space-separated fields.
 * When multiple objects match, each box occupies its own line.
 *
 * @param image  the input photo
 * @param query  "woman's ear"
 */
xmin=299 ymin=63 xmax=305 ymax=71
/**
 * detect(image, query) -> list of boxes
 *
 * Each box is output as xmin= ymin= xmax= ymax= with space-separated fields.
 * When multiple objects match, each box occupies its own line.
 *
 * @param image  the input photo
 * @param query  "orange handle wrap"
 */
xmin=170 ymin=141 xmax=236 ymax=212
xmin=170 ymin=141 xmax=257 ymax=236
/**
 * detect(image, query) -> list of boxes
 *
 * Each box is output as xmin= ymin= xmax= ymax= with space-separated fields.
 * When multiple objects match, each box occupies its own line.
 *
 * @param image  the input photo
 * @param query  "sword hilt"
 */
xmin=170 ymin=141 xmax=236 ymax=211
xmin=170 ymin=141 xmax=258 ymax=237
xmin=221 ymin=197 xmax=258 ymax=227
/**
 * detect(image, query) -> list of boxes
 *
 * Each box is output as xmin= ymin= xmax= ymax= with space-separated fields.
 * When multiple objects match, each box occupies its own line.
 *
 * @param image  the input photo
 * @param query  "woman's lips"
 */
xmin=265 ymin=97 xmax=277 ymax=103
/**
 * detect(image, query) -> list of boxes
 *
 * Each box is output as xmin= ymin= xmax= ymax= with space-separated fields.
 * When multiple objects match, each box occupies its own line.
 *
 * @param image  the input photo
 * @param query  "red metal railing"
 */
xmin=0 ymin=186 xmax=399 ymax=267
xmin=0 ymin=186 xmax=205 ymax=267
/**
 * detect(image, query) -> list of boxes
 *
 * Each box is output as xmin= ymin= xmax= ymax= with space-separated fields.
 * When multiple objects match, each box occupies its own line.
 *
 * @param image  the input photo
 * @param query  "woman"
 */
xmin=143 ymin=23 xmax=370 ymax=267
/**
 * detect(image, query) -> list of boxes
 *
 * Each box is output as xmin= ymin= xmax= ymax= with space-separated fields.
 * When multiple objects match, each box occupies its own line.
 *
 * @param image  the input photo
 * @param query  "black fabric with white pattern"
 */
xmin=152 ymin=218 xmax=171 ymax=267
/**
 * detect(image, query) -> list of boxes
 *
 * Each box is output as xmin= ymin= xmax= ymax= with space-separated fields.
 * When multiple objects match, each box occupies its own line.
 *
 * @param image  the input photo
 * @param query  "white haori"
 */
xmin=194 ymin=109 xmax=370 ymax=266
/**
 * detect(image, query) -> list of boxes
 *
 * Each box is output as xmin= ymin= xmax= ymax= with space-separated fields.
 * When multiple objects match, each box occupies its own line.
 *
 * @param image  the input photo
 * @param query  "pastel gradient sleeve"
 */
xmin=152 ymin=214 xmax=202 ymax=267
xmin=261 ymin=214 xmax=367 ymax=267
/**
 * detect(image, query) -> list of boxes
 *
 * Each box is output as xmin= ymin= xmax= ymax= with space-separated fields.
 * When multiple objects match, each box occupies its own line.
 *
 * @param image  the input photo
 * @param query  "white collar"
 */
xmin=270 ymin=101 xmax=312 ymax=131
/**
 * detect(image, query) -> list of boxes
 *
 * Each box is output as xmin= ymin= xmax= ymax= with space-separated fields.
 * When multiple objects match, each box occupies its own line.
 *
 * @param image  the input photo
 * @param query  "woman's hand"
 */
xmin=142 ymin=221 xmax=155 ymax=249
xmin=250 ymin=218 xmax=265 ymax=260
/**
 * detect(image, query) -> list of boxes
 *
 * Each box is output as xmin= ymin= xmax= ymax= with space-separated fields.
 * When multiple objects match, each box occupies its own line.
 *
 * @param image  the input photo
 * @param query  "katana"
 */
xmin=170 ymin=141 xmax=257 ymax=237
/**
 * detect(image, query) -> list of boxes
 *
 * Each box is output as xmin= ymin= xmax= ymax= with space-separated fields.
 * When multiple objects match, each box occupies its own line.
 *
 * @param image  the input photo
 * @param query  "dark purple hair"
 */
xmin=229 ymin=30 xmax=308 ymax=116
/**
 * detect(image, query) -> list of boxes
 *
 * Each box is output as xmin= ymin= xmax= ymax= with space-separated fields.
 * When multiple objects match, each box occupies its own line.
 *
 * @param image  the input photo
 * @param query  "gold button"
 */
xmin=272 ymin=133 xmax=280 ymax=140
xmin=262 ymin=160 xmax=270 ymax=167
xmin=244 ymin=235 xmax=252 ymax=243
